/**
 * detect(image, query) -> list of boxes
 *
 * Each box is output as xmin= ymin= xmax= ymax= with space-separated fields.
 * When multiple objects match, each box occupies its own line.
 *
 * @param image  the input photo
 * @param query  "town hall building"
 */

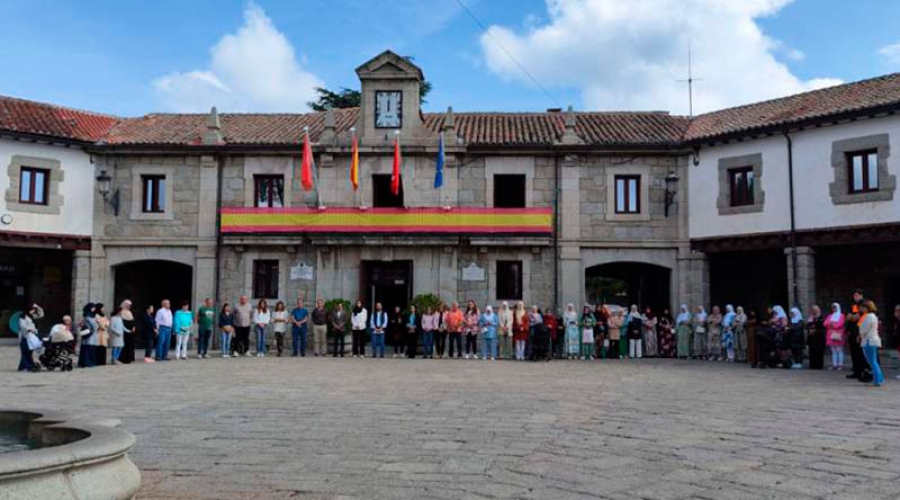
xmin=1 ymin=51 xmax=899 ymax=344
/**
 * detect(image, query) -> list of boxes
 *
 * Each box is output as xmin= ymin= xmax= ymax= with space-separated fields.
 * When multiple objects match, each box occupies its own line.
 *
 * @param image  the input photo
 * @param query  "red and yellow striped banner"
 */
xmin=220 ymin=207 xmax=552 ymax=235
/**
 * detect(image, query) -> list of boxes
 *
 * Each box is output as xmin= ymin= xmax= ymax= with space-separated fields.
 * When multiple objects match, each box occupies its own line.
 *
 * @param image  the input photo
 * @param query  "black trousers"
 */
xmin=448 ymin=332 xmax=463 ymax=358
xmin=352 ymin=329 xmax=366 ymax=356
xmin=434 ymin=331 xmax=447 ymax=356
xmin=406 ymin=333 xmax=417 ymax=358
xmin=234 ymin=326 xmax=250 ymax=354
xmin=332 ymin=330 xmax=345 ymax=357
xmin=143 ymin=327 xmax=155 ymax=359
xmin=608 ymin=339 xmax=620 ymax=359
xmin=275 ymin=332 xmax=285 ymax=355
xmin=465 ymin=333 xmax=477 ymax=355
xmin=848 ymin=333 xmax=870 ymax=377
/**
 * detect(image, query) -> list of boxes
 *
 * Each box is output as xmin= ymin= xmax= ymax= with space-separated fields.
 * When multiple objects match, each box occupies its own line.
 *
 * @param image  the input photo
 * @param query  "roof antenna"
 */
xmin=676 ymin=41 xmax=703 ymax=117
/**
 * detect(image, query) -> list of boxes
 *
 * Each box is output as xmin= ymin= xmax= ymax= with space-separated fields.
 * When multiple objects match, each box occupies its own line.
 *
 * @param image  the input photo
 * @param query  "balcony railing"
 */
xmin=220 ymin=206 xmax=552 ymax=235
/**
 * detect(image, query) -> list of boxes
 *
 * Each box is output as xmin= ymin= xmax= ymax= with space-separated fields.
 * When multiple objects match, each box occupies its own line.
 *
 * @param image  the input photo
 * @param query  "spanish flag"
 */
xmin=350 ymin=131 xmax=359 ymax=191
xmin=301 ymin=130 xmax=315 ymax=191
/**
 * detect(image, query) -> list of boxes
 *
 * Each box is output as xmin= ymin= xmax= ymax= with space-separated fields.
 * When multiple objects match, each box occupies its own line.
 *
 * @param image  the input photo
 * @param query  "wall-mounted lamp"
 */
xmin=96 ymin=168 xmax=120 ymax=216
xmin=691 ymin=146 xmax=701 ymax=166
xmin=664 ymin=171 xmax=679 ymax=217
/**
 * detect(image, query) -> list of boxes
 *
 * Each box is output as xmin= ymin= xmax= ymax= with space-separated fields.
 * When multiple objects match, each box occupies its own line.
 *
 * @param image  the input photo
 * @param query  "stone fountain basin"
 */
xmin=0 ymin=410 xmax=140 ymax=500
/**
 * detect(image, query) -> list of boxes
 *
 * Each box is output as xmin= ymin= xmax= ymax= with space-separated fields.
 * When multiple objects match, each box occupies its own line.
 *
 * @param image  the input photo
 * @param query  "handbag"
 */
xmin=26 ymin=332 xmax=43 ymax=351
xmin=829 ymin=331 xmax=843 ymax=342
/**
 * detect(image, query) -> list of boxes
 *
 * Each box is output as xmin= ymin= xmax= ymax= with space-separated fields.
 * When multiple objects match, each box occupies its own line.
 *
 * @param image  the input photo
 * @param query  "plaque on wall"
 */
xmin=461 ymin=262 xmax=485 ymax=282
xmin=290 ymin=263 xmax=314 ymax=281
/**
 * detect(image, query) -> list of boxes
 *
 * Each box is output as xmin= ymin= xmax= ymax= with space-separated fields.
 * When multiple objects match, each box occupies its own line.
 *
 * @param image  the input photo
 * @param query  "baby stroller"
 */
xmin=530 ymin=323 xmax=552 ymax=361
xmin=39 ymin=325 xmax=75 ymax=372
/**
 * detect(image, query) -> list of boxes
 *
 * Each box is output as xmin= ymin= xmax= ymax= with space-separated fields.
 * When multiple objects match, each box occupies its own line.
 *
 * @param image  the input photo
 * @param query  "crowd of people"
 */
xmin=14 ymin=289 xmax=899 ymax=388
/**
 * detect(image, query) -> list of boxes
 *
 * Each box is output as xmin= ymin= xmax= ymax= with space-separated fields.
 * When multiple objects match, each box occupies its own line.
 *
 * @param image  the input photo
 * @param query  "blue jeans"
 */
xmin=156 ymin=325 xmax=172 ymax=360
xmin=292 ymin=326 xmax=307 ymax=356
xmin=482 ymin=337 xmax=497 ymax=359
xmin=18 ymin=337 xmax=36 ymax=371
xmin=198 ymin=328 xmax=212 ymax=356
xmin=221 ymin=331 xmax=232 ymax=355
xmin=111 ymin=347 xmax=122 ymax=362
xmin=422 ymin=330 xmax=434 ymax=357
xmin=863 ymin=344 xmax=885 ymax=386
xmin=372 ymin=332 xmax=386 ymax=357
xmin=255 ymin=325 xmax=267 ymax=354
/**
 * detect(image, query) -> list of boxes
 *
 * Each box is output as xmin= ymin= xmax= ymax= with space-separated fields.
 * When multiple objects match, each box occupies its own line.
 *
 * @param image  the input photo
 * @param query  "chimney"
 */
xmin=320 ymin=107 xmax=336 ymax=144
xmin=202 ymin=106 xmax=223 ymax=145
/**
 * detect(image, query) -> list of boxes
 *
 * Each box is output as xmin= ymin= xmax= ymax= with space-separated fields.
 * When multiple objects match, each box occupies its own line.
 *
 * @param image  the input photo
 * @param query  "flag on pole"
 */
xmin=434 ymin=132 xmax=444 ymax=189
xmin=391 ymin=135 xmax=401 ymax=196
xmin=350 ymin=130 xmax=359 ymax=191
xmin=301 ymin=129 xmax=315 ymax=191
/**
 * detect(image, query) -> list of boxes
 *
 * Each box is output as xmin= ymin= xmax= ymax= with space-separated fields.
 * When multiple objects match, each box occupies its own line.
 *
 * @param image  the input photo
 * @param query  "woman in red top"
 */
xmin=513 ymin=301 xmax=530 ymax=360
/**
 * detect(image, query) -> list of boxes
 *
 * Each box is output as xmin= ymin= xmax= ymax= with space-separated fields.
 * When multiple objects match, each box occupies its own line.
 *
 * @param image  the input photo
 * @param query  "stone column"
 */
xmin=785 ymin=246 xmax=815 ymax=310
xmin=677 ymin=247 xmax=709 ymax=310
xmin=71 ymin=250 xmax=91 ymax=315
xmin=557 ymin=155 xmax=582 ymax=310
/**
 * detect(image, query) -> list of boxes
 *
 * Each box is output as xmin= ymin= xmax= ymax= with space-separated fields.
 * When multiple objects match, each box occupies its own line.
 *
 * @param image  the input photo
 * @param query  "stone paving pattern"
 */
xmin=2 ymin=348 xmax=899 ymax=500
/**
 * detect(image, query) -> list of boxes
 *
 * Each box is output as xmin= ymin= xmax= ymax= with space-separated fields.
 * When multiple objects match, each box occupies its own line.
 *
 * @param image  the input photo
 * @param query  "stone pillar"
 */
xmin=785 ymin=246 xmax=815 ymax=310
xmin=197 ymin=155 xmax=218 ymax=239
xmin=558 ymin=246 xmax=582 ymax=311
xmin=71 ymin=250 xmax=91 ymax=315
xmin=677 ymin=247 xmax=709 ymax=310
xmin=557 ymin=155 xmax=581 ymax=311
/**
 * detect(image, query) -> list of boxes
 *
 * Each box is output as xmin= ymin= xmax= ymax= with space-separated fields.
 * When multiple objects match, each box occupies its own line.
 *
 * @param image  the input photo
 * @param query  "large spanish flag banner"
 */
xmin=349 ymin=131 xmax=359 ymax=191
xmin=220 ymin=207 xmax=552 ymax=235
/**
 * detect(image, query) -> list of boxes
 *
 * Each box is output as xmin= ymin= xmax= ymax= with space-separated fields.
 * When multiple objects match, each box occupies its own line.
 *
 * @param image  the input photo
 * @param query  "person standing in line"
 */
xmin=435 ymin=303 xmax=448 ymax=359
xmin=858 ymin=301 xmax=884 ymax=387
xmin=118 ymin=300 xmax=136 ymax=364
xmin=544 ymin=310 xmax=560 ymax=359
xmin=806 ymin=305 xmax=826 ymax=370
xmin=627 ymin=305 xmax=644 ymax=359
xmin=642 ymin=307 xmax=658 ymax=358
xmin=94 ymin=303 xmax=110 ymax=366
xmin=311 ymin=299 xmax=328 ymax=357
xmin=693 ymin=306 xmax=708 ymax=360
xmin=17 ymin=303 xmax=43 ymax=372
xmin=445 ymin=302 xmax=464 ymax=359
xmin=513 ymin=301 xmax=530 ymax=361
xmin=290 ymin=298 xmax=309 ymax=357
xmin=405 ymin=304 xmax=421 ymax=359
xmin=581 ymin=305 xmax=596 ymax=361
xmin=370 ymin=302 xmax=388 ymax=358
xmin=658 ymin=308 xmax=676 ymax=359
xmin=675 ymin=305 xmax=692 ymax=359
xmin=154 ymin=300 xmax=174 ymax=361
xmin=746 ymin=310 xmax=759 ymax=367
xmin=527 ymin=306 xmax=543 ymax=359
xmin=196 ymin=298 xmax=216 ymax=359
xmin=252 ymin=299 xmax=271 ymax=357
xmin=497 ymin=302 xmax=513 ymax=360
xmin=734 ymin=306 xmax=748 ymax=362
xmin=233 ymin=295 xmax=253 ymax=357
xmin=721 ymin=305 xmax=736 ymax=363
xmin=846 ymin=290 xmax=872 ymax=382
xmin=564 ymin=304 xmax=579 ymax=360
xmin=108 ymin=305 xmax=127 ymax=365
xmin=593 ymin=304 xmax=608 ymax=359
xmin=707 ymin=306 xmax=723 ymax=361
xmin=823 ymin=303 xmax=846 ymax=370
xmin=608 ymin=308 xmax=624 ymax=359
xmin=350 ymin=300 xmax=368 ymax=358
xmin=330 ymin=302 xmax=348 ymax=358
xmin=219 ymin=303 xmax=234 ymax=358
xmin=173 ymin=301 xmax=194 ymax=360
xmin=272 ymin=301 xmax=289 ymax=357
xmin=389 ymin=305 xmax=405 ymax=358
xmin=140 ymin=304 xmax=157 ymax=363
xmin=421 ymin=305 xmax=439 ymax=359
xmin=479 ymin=305 xmax=498 ymax=361
xmin=79 ymin=303 xmax=98 ymax=368
xmin=787 ymin=307 xmax=805 ymax=369
xmin=463 ymin=301 xmax=480 ymax=360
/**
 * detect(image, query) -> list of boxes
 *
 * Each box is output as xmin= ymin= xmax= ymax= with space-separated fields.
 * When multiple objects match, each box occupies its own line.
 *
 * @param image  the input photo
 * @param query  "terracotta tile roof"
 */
xmin=0 ymin=95 xmax=119 ymax=143
xmin=685 ymin=73 xmax=900 ymax=142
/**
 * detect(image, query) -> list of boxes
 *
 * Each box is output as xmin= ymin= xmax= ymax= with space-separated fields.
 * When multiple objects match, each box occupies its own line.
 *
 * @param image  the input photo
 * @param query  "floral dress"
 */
xmin=642 ymin=316 xmax=658 ymax=357
xmin=658 ymin=316 xmax=676 ymax=358
xmin=707 ymin=313 xmax=723 ymax=359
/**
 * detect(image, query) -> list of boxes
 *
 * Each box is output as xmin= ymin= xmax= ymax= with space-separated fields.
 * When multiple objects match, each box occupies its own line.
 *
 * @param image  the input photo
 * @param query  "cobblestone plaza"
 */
xmin=3 ymin=349 xmax=898 ymax=500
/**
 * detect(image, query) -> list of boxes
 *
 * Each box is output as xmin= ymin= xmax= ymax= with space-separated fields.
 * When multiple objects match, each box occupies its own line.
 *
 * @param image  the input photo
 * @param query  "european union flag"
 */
xmin=434 ymin=132 xmax=444 ymax=189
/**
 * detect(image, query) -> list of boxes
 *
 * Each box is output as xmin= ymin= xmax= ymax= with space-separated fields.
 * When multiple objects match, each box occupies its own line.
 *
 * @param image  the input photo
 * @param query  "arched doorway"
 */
xmin=114 ymin=260 xmax=193 ymax=348
xmin=585 ymin=262 xmax=670 ymax=312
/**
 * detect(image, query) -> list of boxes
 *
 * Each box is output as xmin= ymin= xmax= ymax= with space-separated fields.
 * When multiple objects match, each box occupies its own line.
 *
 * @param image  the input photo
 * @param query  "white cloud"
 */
xmin=878 ymin=42 xmax=900 ymax=66
xmin=477 ymin=0 xmax=842 ymax=115
xmin=153 ymin=3 xmax=323 ymax=112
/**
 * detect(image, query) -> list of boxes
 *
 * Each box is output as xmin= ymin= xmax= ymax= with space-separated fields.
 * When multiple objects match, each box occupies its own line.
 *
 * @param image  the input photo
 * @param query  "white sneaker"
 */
xmin=223 ymin=354 xmax=230 ymax=358
xmin=245 ymin=352 xmax=253 ymax=357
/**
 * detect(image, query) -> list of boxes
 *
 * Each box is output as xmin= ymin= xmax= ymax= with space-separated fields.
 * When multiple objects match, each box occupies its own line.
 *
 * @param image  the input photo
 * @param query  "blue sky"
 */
xmin=2 ymin=0 xmax=899 ymax=117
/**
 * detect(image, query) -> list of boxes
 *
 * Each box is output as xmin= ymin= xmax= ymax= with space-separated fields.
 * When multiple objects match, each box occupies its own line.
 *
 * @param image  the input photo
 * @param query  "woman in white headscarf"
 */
xmin=627 ymin=305 xmax=644 ymax=359
xmin=823 ymin=303 xmax=846 ymax=370
xmin=693 ymin=306 xmax=708 ymax=360
xmin=722 ymin=305 xmax=736 ymax=362
xmin=734 ymin=306 xmax=748 ymax=362
xmin=675 ymin=305 xmax=692 ymax=359
xmin=788 ymin=307 xmax=805 ymax=369
xmin=564 ymin=304 xmax=579 ymax=359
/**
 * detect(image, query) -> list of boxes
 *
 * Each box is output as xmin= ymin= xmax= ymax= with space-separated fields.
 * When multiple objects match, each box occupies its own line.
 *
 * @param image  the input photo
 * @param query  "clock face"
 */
xmin=375 ymin=91 xmax=402 ymax=128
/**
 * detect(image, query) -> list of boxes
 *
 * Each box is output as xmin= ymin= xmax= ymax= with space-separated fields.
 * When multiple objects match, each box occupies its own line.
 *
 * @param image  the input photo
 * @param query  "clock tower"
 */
xmin=355 ymin=50 xmax=430 ymax=145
